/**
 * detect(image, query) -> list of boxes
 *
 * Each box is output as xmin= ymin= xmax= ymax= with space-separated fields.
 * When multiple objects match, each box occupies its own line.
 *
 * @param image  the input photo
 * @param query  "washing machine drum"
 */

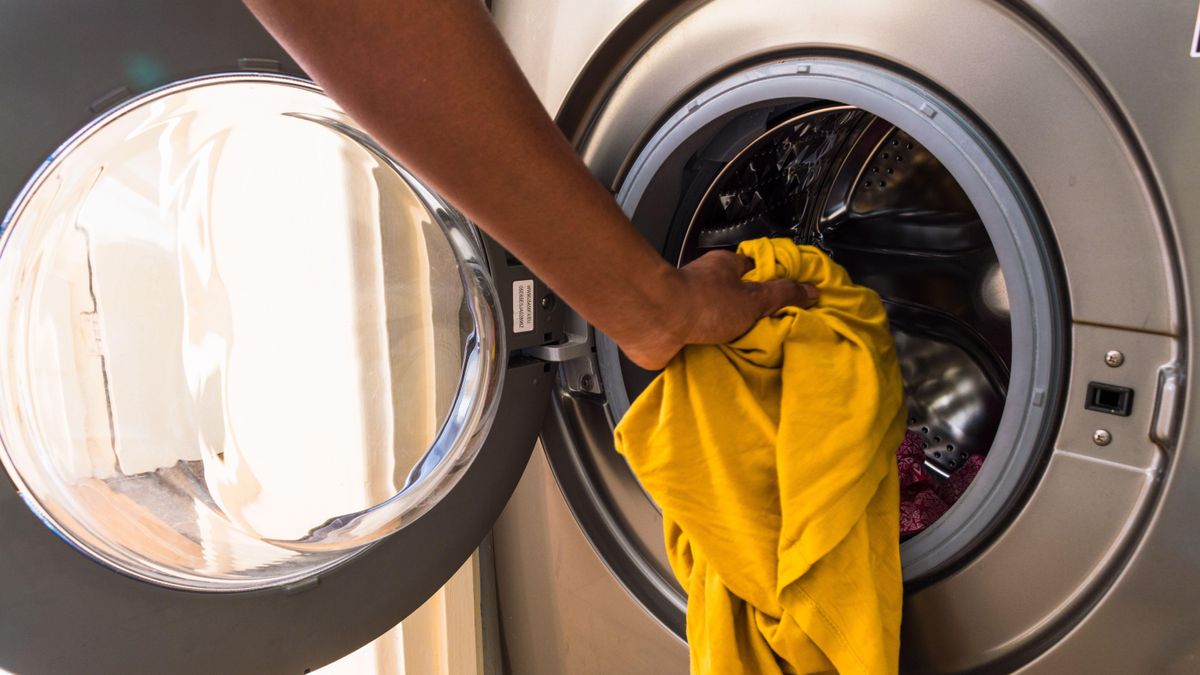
xmin=604 ymin=101 xmax=1023 ymax=553
xmin=678 ymin=104 xmax=1008 ymax=534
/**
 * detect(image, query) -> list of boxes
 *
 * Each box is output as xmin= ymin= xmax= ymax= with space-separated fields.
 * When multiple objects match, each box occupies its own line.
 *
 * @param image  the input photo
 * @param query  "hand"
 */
xmin=619 ymin=250 xmax=819 ymax=370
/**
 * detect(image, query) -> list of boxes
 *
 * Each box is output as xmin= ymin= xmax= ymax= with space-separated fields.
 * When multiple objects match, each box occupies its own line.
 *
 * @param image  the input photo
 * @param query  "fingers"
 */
xmin=732 ymin=253 xmax=756 ymax=277
xmin=752 ymin=279 xmax=819 ymax=315
xmin=694 ymin=249 xmax=755 ymax=277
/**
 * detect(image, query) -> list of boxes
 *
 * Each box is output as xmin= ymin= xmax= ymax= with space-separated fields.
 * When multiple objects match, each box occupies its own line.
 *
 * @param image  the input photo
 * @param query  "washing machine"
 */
xmin=489 ymin=0 xmax=1198 ymax=673
xmin=0 ymin=2 xmax=1195 ymax=675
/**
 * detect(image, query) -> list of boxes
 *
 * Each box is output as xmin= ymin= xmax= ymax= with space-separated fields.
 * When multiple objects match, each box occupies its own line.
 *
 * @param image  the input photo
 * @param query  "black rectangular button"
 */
xmin=1085 ymin=382 xmax=1134 ymax=417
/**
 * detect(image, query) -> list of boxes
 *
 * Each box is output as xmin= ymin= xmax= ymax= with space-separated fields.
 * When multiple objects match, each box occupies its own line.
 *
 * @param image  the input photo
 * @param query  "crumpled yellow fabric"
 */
xmin=614 ymin=238 xmax=906 ymax=674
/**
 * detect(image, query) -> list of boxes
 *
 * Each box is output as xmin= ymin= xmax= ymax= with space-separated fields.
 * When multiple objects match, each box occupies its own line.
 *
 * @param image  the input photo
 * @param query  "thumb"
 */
xmin=753 ymin=279 xmax=819 ymax=316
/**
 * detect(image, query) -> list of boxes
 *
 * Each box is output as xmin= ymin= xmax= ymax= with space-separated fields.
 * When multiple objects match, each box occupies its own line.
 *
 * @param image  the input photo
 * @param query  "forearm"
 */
xmin=243 ymin=0 xmax=682 ymax=347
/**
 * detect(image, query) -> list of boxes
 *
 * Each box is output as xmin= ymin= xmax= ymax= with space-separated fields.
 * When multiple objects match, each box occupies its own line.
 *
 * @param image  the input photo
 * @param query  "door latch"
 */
xmin=1151 ymin=362 xmax=1183 ymax=450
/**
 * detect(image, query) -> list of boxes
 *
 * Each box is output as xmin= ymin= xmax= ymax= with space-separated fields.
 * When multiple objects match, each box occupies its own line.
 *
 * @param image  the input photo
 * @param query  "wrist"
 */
xmin=645 ymin=262 xmax=692 ymax=344
xmin=610 ymin=257 xmax=691 ymax=366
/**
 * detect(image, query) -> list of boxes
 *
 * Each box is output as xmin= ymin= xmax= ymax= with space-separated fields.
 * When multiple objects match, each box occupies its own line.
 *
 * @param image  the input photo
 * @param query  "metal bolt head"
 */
xmin=580 ymin=374 xmax=594 ymax=391
xmin=1104 ymin=350 xmax=1125 ymax=367
xmin=540 ymin=294 xmax=557 ymax=311
xmin=1093 ymin=429 xmax=1112 ymax=446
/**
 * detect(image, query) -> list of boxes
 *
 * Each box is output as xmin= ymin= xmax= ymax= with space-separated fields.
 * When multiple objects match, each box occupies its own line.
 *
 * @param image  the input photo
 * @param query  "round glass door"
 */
xmin=0 ymin=74 xmax=504 ymax=591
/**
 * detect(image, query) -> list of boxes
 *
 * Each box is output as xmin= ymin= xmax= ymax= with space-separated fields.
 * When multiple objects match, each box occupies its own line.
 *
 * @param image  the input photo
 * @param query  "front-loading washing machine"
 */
xmin=489 ymin=1 xmax=1198 ymax=673
xmin=0 ymin=2 xmax=1196 ymax=674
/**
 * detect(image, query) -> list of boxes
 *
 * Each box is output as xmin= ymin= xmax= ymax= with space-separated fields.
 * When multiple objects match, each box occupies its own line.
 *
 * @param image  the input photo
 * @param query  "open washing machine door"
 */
xmin=0 ymin=6 xmax=562 ymax=673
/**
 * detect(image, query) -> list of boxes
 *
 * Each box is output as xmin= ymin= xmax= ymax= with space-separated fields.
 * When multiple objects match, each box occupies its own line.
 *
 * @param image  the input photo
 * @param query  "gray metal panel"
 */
xmin=903 ymin=451 xmax=1159 ymax=673
xmin=1010 ymin=1 xmax=1200 ymax=671
xmin=0 ymin=2 xmax=551 ymax=671
xmin=1054 ymin=325 xmax=1177 ymax=470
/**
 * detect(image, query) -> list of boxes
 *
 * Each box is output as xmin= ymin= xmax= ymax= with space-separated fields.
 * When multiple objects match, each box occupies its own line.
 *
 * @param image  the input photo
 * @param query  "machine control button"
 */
xmin=1085 ymin=382 xmax=1134 ymax=417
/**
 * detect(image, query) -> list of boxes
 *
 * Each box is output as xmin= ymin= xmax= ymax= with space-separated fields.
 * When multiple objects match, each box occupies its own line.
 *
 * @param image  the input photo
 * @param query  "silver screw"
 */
xmin=1093 ymin=429 xmax=1112 ymax=446
xmin=1104 ymin=350 xmax=1125 ymax=367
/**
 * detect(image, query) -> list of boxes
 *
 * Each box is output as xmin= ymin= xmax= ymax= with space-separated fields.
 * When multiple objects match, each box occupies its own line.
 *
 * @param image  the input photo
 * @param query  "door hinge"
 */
xmin=522 ymin=332 xmax=590 ymax=363
xmin=521 ymin=332 xmax=602 ymax=395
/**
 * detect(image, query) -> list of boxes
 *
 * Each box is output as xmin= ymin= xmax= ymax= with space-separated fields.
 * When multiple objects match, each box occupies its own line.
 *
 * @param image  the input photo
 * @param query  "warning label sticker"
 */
xmin=513 ymin=280 xmax=534 ymax=333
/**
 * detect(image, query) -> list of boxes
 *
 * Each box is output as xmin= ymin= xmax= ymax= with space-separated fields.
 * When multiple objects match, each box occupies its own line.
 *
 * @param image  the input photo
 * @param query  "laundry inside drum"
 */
xmin=675 ymin=104 xmax=1010 ymax=537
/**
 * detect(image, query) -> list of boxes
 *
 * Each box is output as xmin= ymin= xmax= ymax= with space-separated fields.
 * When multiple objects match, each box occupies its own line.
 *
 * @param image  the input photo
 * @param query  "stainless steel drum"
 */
xmin=677 ymin=104 xmax=1009 ymax=507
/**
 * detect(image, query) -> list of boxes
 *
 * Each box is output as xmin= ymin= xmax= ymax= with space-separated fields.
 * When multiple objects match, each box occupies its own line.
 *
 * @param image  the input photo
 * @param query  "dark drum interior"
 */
xmin=619 ymin=103 xmax=1011 ymax=537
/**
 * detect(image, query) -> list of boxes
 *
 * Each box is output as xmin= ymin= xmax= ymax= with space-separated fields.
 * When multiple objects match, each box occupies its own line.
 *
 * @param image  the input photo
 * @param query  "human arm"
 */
xmin=241 ymin=0 xmax=817 ymax=370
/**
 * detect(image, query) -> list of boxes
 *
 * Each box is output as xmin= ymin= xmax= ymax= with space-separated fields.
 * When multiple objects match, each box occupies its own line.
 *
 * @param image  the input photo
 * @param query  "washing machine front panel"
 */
xmin=1005 ymin=1 xmax=1200 ymax=671
xmin=0 ymin=4 xmax=552 ymax=673
xmin=536 ymin=0 xmax=1187 ymax=672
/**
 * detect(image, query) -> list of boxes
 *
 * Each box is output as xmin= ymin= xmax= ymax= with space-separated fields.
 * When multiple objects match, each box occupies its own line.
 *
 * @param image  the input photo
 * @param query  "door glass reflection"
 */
xmin=0 ymin=76 xmax=499 ymax=590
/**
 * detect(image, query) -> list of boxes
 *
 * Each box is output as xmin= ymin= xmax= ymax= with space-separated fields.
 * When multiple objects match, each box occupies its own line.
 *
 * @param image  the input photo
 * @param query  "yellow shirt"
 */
xmin=614 ymin=238 xmax=905 ymax=674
